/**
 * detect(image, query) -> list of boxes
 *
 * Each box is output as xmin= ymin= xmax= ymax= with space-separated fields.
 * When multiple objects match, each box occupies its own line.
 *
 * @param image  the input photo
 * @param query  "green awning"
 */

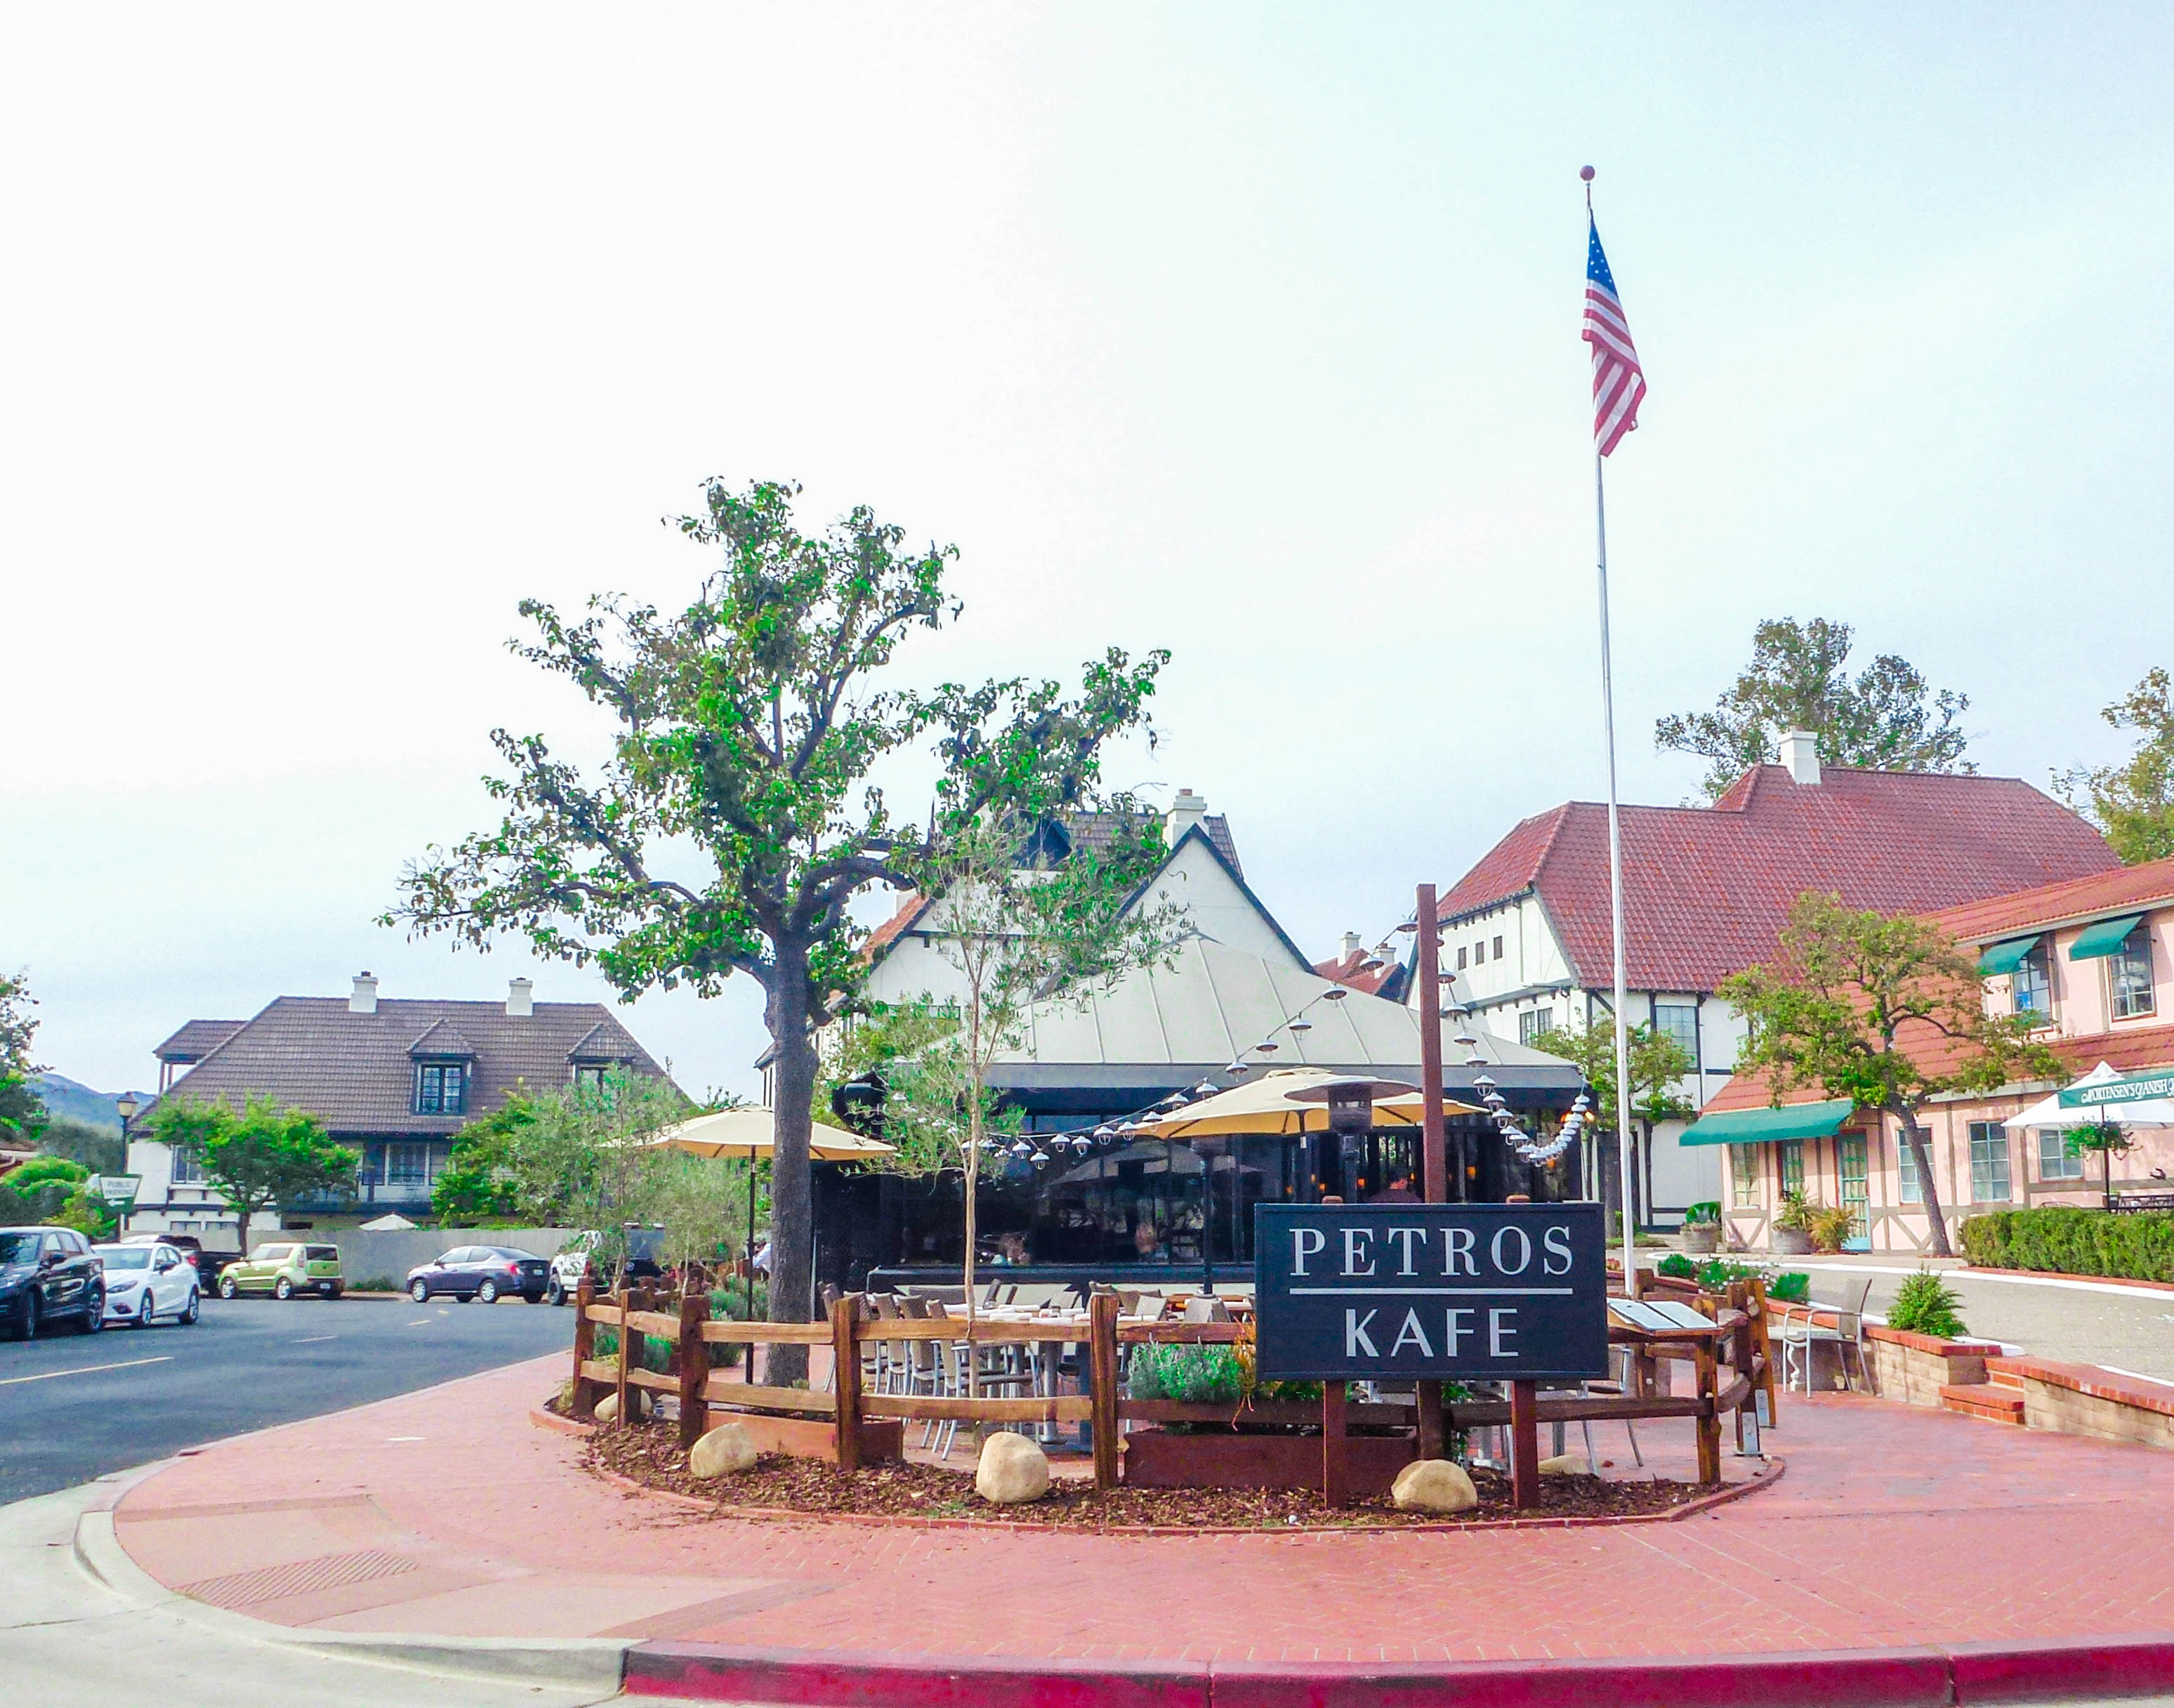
xmin=1680 ymin=1098 xmax=1857 ymax=1147
xmin=1977 ymin=935 xmax=2041 ymax=976
xmin=2069 ymin=914 xmax=2144 ymax=961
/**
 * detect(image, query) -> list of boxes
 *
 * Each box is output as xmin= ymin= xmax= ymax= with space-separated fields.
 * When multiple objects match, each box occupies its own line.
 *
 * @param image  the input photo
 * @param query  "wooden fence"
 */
xmin=568 ymin=1279 xmax=1768 ymax=1503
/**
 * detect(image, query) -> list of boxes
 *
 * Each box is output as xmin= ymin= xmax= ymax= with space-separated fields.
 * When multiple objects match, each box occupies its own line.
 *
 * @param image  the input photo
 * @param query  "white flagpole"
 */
xmin=1595 ymin=450 xmax=1638 ymax=1295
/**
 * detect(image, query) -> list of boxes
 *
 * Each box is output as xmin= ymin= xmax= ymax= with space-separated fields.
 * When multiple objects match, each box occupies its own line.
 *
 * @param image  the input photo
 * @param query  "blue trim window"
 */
xmin=414 ymin=1062 xmax=466 ymax=1115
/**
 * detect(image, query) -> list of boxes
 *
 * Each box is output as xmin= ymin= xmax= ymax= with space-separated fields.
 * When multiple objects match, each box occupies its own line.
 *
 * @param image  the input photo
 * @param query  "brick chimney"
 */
xmin=349 ymin=972 xmax=378 ymax=1015
xmin=1780 ymin=729 xmax=1821 ymax=786
xmin=507 ymin=977 xmax=534 ymax=1018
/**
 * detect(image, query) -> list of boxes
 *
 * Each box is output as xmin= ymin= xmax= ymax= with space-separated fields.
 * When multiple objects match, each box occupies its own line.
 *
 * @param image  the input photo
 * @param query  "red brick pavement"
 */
xmin=112 ymin=1355 xmax=2174 ymax=1664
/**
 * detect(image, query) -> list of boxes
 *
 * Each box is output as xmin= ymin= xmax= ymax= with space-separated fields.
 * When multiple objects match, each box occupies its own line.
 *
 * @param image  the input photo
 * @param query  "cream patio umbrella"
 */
xmin=638 ymin=1108 xmax=894 ymax=1322
xmin=1140 ymin=1067 xmax=1480 ymax=1139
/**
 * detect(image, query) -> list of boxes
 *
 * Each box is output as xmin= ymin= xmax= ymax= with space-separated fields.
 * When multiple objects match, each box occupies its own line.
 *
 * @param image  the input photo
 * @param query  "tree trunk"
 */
xmin=764 ymin=947 xmax=818 ymax=1387
xmin=234 ymin=1204 xmax=249 ymax=1264
xmin=1899 ymin=1115 xmax=1951 ymax=1259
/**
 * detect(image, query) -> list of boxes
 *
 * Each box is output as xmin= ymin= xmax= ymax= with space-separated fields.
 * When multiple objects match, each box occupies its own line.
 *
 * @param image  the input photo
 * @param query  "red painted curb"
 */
xmin=1949 ymin=1634 xmax=2174 ymax=1703
xmin=1208 ymin=1650 xmax=1953 ymax=1708
xmin=623 ymin=1645 xmax=1212 ymax=1708
xmin=624 ymin=1636 xmax=2174 ymax=1708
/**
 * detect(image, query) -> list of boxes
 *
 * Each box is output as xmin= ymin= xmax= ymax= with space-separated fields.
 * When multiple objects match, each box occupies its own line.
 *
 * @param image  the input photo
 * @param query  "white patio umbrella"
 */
xmin=637 ymin=1108 xmax=893 ymax=1322
xmin=2004 ymin=1062 xmax=2174 ymax=1207
xmin=2001 ymin=1063 xmax=2174 ymax=1131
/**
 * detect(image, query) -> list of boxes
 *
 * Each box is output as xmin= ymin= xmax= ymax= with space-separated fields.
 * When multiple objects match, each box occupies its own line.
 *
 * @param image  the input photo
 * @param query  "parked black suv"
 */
xmin=0 ymin=1226 xmax=107 ymax=1339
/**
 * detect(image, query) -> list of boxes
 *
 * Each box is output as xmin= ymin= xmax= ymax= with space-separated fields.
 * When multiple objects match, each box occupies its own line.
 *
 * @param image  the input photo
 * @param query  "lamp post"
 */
xmin=113 ymin=1094 xmax=140 ymax=1233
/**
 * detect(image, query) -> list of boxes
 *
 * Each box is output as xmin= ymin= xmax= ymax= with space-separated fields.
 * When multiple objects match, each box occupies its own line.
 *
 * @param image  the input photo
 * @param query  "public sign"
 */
xmin=1252 ymin=1202 xmax=1609 ymax=1382
xmin=87 ymin=1174 xmax=141 ymax=1207
xmin=2060 ymin=1070 xmax=2174 ymax=1108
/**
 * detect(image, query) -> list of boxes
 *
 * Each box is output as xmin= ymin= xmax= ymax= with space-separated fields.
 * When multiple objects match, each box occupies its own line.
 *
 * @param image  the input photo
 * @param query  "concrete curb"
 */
xmin=621 ymin=1636 xmax=2174 ymax=1708
xmin=72 ymin=1468 xmax=629 ymax=1691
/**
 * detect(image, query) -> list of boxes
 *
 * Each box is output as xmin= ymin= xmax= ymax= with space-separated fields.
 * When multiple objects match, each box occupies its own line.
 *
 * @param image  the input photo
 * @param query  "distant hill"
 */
xmin=31 ymin=1074 xmax=154 ymax=1134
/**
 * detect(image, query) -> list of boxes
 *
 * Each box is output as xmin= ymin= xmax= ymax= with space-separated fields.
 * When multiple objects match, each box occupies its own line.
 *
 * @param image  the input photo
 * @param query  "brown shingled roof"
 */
xmin=1437 ymin=766 xmax=2116 ymax=994
xmin=154 ymin=1020 xmax=246 ymax=1063
xmin=142 ymin=996 xmax=674 ymax=1137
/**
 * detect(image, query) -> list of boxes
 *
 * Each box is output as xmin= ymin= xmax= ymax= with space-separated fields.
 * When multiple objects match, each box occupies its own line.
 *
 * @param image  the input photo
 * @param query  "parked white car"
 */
xmin=93 ymin=1241 xmax=200 ymax=1328
xmin=546 ymin=1227 xmax=665 ymax=1306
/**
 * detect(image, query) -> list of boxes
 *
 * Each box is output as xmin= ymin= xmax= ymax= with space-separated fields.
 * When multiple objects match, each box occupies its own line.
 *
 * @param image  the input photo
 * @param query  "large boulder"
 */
xmin=975 ymin=1431 xmax=1051 ymax=1504
xmin=1539 ymin=1453 xmax=1590 ymax=1476
xmin=594 ymin=1388 xmax=649 ymax=1425
xmin=1391 ymin=1459 xmax=1478 ymax=1513
xmin=688 ymin=1421 xmax=758 ymax=1479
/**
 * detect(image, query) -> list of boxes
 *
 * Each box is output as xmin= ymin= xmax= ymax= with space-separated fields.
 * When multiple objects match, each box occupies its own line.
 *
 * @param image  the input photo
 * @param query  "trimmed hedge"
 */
xmin=1961 ymin=1206 xmax=2174 ymax=1283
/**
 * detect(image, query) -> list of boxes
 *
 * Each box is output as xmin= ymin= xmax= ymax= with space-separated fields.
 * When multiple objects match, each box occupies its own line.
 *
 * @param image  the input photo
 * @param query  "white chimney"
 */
xmin=507 ymin=977 xmax=534 ymax=1018
xmin=1166 ymin=787 xmax=1208 ymax=845
xmin=1779 ymin=728 xmax=1821 ymax=787
xmin=1342 ymin=930 xmax=1364 ymax=960
xmin=349 ymin=972 xmax=378 ymax=1015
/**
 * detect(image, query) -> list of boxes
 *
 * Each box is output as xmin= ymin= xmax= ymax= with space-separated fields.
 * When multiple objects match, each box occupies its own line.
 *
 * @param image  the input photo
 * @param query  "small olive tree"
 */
xmin=1721 ymin=892 xmax=2063 ymax=1257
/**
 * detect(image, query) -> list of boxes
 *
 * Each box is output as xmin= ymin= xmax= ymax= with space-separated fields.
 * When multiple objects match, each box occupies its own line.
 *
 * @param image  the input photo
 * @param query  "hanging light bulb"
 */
xmin=1288 ymin=1018 xmax=1312 ymax=1033
xmin=1473 ymin=1075 xmax=1497 ymax=1093
xmin=1322 ymin=988 xmax=1348 ymax=1003
xmin=1071 ymin=1136 xmax=1092 ymax=1157
xmin=1254 ymin=1040 xmax=1279 ymax=1055
xmin=1192 ymin=1080 xmax=1218 ymax=1098
xmin=1008 ymin=1141 xmax=1032 ymax=1161
xmin=1032 ymin=1150 xmax=1051 ymax=1169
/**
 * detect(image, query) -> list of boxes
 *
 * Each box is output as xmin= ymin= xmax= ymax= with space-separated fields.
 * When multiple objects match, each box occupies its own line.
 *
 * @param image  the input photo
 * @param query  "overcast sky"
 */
xmin=6 ymin=6 xmax=2170 ymax=1099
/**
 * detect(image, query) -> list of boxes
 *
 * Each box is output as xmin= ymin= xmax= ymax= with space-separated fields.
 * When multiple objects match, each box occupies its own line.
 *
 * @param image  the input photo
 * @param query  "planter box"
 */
xmin=719 ymin=1411 xmax=904 ymax=1465
xmin=1123 ymin=1427 xmax=1416 ymax=1494
xmin=1771 ymin=1229 xmax=1814 ymax=1256
xmin=1864 ymin=1324 xmax=2002 ymax=1407
xmin=1682 ymin=1225 xmax=1720 ymax=1255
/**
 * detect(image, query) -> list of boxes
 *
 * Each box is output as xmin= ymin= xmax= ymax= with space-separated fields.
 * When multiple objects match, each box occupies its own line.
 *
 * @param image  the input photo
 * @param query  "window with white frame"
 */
xmin=1519 ymin=1009 xmax=1555 ymax=1046
xmin=2036 ymin=1127 xmax=2086 ymax=1181
xmin=1968 ymin=1121 xmax=2012 ymax=1203
xmin=2112 ymin=924 xmax=2156 ymax=1020
xmin=169 ymin=1146 xmax=202 ymax=1185
xmin=1897 ymin=1128 xmax=1923 ymax=1204
xmin=385 ymin=1143 xmax=430 ymax=1186
xmin=1730 ymin=1143 xmax=1758 ymax=1204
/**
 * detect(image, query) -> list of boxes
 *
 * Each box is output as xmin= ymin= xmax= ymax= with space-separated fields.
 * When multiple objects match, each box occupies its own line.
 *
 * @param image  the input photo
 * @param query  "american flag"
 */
xmin=1583 ymin=218 xmax=1645 ymax=456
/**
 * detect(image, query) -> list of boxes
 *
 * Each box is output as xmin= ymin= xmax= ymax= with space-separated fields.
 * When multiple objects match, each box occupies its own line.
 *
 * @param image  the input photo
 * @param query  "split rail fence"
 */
xmin=567 ymin=1277 xmax=1767 ymax=1504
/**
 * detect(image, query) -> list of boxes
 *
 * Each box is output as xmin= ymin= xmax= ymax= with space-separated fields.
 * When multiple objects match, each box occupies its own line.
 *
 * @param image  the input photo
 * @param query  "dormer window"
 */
xmin=574 ymin=1064 xmax=612 ymax=1096
xmin=414 ymin=1062 xmax=466 ymax=1115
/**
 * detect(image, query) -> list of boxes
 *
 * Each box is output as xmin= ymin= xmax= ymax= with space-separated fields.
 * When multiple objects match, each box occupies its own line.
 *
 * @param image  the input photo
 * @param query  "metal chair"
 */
xmin=1777 ymin=1276 xmax=1872 ymax=1393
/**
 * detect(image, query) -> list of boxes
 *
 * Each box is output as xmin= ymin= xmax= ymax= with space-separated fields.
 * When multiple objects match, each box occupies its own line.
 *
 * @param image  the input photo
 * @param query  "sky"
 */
xmin=6 ymin=6 xmax=2171 ymax=1101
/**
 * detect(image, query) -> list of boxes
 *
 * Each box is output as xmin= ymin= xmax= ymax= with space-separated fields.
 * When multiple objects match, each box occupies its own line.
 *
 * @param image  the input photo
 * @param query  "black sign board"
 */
xmin=1252 ymin=1202 xmax=1609 ymax=1382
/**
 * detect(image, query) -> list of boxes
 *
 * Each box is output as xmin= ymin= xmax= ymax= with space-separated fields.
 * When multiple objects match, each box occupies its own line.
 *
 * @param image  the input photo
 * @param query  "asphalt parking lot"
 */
xmin=0 ymin=1289 xmax=574 ymax=1503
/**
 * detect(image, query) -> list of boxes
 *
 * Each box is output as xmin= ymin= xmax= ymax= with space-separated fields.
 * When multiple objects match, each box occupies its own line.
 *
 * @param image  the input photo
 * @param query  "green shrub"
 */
xmin=1885 ymin=1272 xmax=1968 ymax=1339
xmin=1767 ymin=1271 xmax=1810 ymax=1303
xmin=1683 ymin=1200 xmax=1722 ymax=1226
xmin=1961 ymin=1207 xmax=2174 ymax=1283
xmin=1126 ymin=1342 xmax=1243 ymax=1405
xmin=1656 ymin=1253 xmax=1698 ymax=1280
xmin=711 ymin=1282 xmax=769 ymax=1322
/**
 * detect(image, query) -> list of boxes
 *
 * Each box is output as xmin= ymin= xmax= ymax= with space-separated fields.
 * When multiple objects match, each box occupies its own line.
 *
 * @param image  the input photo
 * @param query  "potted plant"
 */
xmin=1772 ymin=1190 xmax=1817 ymax=1256
xmin=1809 ymin=1204 xmax=1855 ymax=1254
xmin=1681 ymin=1200 xmax=1722 ymax=1254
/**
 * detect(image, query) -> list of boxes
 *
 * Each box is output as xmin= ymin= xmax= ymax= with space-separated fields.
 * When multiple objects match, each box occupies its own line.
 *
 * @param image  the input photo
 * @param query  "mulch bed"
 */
xmin=583 ymin=1420 xmax=1714 ymax=1530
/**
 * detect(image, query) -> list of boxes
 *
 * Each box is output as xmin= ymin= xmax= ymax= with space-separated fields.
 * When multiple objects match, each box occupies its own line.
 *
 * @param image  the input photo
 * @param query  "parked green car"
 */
xmin=217 ymin=1242 xmax=343 ymax=1301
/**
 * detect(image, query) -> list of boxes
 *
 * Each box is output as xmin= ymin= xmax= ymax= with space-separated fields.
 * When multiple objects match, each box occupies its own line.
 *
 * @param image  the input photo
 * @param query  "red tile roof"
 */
xmin=1312 ymin=946 xmax=1403 ymax=997
xmin=862 ymin=891 xmax=930 ymax=961
xmin=1438 ymin=766 xmax=2117 ymax=995
xmin=1702 ymin=1021 xmax=2174 ymax=1115
xmin=1926 ymin=857 xmax=2174 ymax=946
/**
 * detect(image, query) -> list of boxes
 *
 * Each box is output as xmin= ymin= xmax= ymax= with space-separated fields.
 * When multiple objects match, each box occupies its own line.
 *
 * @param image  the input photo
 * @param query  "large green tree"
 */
xmin=1720 ymin=892 xmax=2062 ymax=1258
xmin=2055 ymin=667 xmax=2174 ymax=865
xmin=1656 ymin=618 xmax=1973 ymax=800
xmin=0 ymin=971 xmax=47 ymax=1146
xmin=143 ymin=1096 xmax=358 ymax=1259
xmin=388 ymin=480 xmax=1165 ymax=1377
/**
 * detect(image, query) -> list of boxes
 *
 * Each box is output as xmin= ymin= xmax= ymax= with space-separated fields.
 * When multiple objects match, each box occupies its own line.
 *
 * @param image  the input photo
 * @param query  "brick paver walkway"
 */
xmin=112 ymin=1355 xmax=2174 ymax=1664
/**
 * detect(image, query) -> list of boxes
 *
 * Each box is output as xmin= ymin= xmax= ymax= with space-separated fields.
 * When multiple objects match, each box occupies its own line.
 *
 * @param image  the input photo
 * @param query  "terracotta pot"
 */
xmin=1682 ymin=1224 xmax=1720 ymax=1255
xmin=1122 ymin=1427 xmax=1416 ymax=1495
xmin=1772 ymin=1228 xmax=1814 ymax=1256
